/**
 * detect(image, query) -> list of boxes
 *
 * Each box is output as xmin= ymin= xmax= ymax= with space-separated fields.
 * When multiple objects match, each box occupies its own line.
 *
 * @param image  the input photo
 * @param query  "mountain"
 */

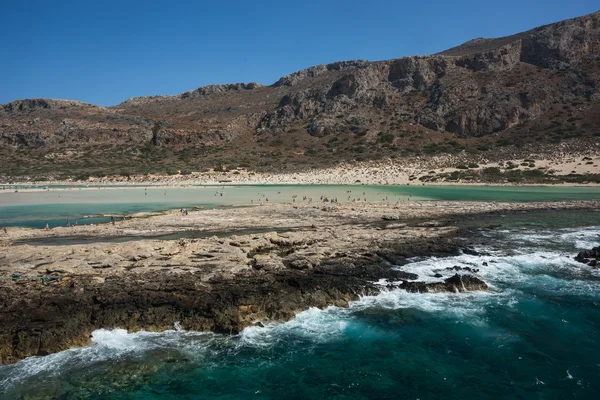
xmin=1 ymin=11 xmax=599 ymax=180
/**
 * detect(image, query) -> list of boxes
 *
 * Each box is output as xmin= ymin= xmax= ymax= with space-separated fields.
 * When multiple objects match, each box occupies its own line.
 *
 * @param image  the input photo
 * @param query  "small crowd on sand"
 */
xmin=1 ymin=188 xmax=414 ymax=234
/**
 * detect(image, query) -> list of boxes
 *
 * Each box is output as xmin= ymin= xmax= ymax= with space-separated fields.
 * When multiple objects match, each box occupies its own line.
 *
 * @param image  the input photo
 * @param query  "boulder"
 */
xmin=400 ymin=274 xmax=488 ymax=293
xmin=574 ymin=246 xmax=600 ymax=268
xmin=251 ymin=254 xmax=285 ymax=271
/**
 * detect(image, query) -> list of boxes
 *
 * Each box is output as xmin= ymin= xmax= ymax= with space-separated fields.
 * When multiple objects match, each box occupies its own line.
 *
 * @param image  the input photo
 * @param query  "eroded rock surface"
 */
xmin=0 ymin=230 xmax=459 ymax=364
xmin=575 ymin=246 xmax=600 ymax=267
xmin=2 ymin=200 xmax=598 ymax=364
xmin=2 ymin=11 xmax=600 ymax=181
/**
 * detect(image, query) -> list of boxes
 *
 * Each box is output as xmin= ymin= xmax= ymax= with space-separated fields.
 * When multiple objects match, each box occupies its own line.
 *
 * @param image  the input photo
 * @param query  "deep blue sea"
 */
xmin=1 ymin=211 xmax=599 ymax=399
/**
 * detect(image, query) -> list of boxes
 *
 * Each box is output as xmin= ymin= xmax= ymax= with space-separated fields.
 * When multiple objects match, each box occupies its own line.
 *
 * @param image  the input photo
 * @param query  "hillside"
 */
xmin=1 ymin=10 xmax=599 ymax=182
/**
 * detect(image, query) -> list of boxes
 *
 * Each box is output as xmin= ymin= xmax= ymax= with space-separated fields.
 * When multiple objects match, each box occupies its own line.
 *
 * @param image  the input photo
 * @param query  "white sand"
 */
xmin=2 ymin=155 xmax=599 ymax=188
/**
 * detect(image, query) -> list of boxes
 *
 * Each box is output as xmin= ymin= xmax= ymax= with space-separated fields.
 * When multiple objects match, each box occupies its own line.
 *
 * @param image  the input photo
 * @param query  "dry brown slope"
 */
xmin=1 ymin=10 xmax=599 ymax=180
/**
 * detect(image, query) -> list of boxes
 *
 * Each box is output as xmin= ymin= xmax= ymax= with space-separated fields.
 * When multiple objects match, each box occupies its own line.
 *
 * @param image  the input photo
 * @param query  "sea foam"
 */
xmin=2 ymin=228 xmax=599 ymax=392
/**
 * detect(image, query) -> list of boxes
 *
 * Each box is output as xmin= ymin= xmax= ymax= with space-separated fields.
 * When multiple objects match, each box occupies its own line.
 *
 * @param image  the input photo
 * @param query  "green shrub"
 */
xmin=496 ymin=138 xmax=512 ymax=147
xmin=483 ymin=167 xmax=502 ymax=175
xmin=378 ymin=133 xmax=394 ymax=143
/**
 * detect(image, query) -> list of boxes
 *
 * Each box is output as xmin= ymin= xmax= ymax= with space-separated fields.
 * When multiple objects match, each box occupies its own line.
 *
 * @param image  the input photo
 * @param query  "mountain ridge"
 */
xmin=1 ymin=10 xmax=599 ymax=181
xmin=4 ymin=9 xmax=599 ymax=108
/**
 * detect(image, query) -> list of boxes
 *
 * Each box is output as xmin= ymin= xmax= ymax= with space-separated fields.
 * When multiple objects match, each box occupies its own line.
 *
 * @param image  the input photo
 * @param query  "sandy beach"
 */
xmin=2 ymin=155 xmax=599 ymax=188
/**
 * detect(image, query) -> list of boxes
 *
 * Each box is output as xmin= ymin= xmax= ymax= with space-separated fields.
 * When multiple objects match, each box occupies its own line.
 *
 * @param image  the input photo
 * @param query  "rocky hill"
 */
xmin=1 ymin=11 xmax=599 ymax=180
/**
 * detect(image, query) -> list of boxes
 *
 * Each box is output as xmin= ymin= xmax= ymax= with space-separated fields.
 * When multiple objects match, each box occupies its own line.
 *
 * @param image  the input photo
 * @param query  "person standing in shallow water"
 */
xmin=45 ymin=222 xmax=49 ymax=230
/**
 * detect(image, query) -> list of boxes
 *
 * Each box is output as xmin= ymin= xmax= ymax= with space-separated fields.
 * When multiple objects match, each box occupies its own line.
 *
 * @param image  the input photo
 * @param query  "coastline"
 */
xmin=3 ymin=181 xmax=600 ymax=193
xmin=2 ymin=156 xmax=600 ymax=189
xmin=1 ymin=200 xmax=599 ymax=364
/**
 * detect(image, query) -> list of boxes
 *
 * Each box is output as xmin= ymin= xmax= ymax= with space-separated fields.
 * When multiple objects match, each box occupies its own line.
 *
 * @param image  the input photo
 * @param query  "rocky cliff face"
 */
xmin=180 ymin=82 xmax=263 ymax=98
xmin=1 ymin=11 xmax=599 ymax=178
xmin=258 ymin=10 xmax=600 ymax=138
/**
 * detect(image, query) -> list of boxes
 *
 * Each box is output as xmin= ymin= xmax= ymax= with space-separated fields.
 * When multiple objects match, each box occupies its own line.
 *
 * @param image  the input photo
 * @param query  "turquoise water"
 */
xmin=385 ymin=184 xmax=600 ymax=202
xmin=0 ymin=202 xmax=217 ymax=229
xmin=1 ymin=212 xmax=599 ymax=399
xmin=2 ymin=185 xmax=600 ymax=228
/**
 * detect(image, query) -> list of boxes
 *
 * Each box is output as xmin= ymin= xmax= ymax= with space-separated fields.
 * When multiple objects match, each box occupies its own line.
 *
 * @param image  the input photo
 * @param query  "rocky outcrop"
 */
xmin=0 ymin=263 xmax=490 ymax=364
xmin=4 ymin=200 xmax=599 ymax=363
xmin=0 ymin=233 xmax=474 ymax=364
xmin=180 ymin=82 xmax=263 ymax=98
xmin=0 ymin=268 xmax=368 ymax=364
xmin=2 ymin=99 xmax=100 ymax=113
xmin=520 ymin=12 xmax=600 ymax=69
xmin=1 ymin=11 xmax=599 ymax=178
xmin=273 ymin=61 xmax=369 ymax=87
xmin=0 ymin=197 xmax=510 ymax=364
xmin=574 ymin=246 xmax=600 ymax=267
xmin=400 ymin=274 xmax=488 ymax=293
xmin=258 ymin=11 xmax=600 ymax=138
xmin=453 ymin=41 xmax=523 ymax=72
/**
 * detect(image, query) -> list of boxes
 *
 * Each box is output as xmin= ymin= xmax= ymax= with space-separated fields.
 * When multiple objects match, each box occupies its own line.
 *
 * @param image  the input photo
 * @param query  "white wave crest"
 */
xmin=3 ymin=229 xmax=599 ymax=392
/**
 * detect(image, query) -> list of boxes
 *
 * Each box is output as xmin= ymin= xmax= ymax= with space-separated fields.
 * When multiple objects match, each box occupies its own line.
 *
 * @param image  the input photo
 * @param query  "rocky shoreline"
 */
xmin=1 ymin=200 xmax=599 ymax=365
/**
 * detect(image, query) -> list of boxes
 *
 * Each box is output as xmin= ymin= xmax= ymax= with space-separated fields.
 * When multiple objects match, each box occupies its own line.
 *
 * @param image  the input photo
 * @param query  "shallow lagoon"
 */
xmin=1 ymin=184 xmax=600 ymax=228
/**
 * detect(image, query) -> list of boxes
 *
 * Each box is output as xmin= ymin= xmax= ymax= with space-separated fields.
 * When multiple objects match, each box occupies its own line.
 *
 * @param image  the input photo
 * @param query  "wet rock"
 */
xmin=0 ymin=203 xmax=481 ymax=364
xmin=574 ymin=246 xmax=600 ymax=267
xmin=374 ymin=252 xmax=406 ymax=266
xmin=461 ymin=247 xmax=490 ymax=256
xmin=401 ymin=274 xmax=488 ymax=293
xmin=443 ymin=274 xmax=488 ymax=291
xmin=443 ymin=265 xmax=479 ymax=273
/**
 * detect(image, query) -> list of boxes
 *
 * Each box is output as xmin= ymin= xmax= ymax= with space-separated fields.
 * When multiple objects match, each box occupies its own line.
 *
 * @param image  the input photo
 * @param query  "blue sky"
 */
xmin=1 ymin=0 xmax=597 ymax=106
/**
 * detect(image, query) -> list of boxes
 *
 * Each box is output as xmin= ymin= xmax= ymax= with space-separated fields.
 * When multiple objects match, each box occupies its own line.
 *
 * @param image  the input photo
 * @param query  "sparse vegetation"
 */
xmin=2 ymin=12 xmax=600 ymax=183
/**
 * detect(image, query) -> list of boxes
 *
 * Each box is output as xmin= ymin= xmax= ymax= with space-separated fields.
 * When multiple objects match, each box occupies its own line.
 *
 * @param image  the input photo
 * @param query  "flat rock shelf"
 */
xmin=1 ymin=200 xmax=599 ymax=364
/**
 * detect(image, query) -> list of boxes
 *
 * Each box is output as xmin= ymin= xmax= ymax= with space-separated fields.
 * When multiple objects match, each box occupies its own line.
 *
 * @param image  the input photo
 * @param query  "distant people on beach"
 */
xmin=45 ymin=222 xmax=49 ymax=230
xmin=3 ymin=226 xmax=7 ymax=234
